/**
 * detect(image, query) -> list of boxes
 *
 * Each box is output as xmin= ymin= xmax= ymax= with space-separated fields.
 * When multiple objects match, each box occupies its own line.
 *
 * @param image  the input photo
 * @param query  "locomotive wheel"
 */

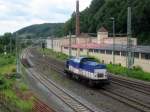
xmin=88 ymin=80 xmax=95 ymax=87
xmin=66 ymin=72 xmax=73 ymax=79
xmin=73 ymin=74 xmax=80 ymax=80
xmin=68 ymin=73 xmax=73 ymax=78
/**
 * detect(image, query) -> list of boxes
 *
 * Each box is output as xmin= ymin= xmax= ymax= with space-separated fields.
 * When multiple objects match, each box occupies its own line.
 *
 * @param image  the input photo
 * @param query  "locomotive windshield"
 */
xmin=81 ymin=58 xmax=99 ymax=63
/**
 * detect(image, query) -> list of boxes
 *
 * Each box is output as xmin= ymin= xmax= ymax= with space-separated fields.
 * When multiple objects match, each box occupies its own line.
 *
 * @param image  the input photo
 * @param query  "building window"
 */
xmin=72 ymin=48 xmax=77 ymax=51
xmin=141 ymin=53 xmax=150 ymax=60
xmin=100 ymin=50 xmax=105 ymax=54
xmin=121 ymin=51 xmax=127 ymax=56
xmin=89 ymin=49 xmax=94 ymax=52
xmin=134 ymin=52 xmax=139 ymax=58
xmin=80 ymin=48 xmax=83 ymax=51
xmin=114 ymin=51 xmax=120 ymax=56
xmin=106 ymin=50 xmax=112 ymax=55
xmin=94 ymin=49 xmax=99 ymax=53
xmin=64 ymin=47 xmax=68 ymax=49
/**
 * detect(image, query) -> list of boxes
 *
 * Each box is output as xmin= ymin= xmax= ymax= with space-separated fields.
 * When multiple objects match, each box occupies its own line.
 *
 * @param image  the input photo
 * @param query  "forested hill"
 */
xmin=15 ymin=0 xmax=150 ymax=45
xmin=15 ymin=23 xmax=64 ymax=38
xmin=63 ymin=0 xmax=150 ymax=45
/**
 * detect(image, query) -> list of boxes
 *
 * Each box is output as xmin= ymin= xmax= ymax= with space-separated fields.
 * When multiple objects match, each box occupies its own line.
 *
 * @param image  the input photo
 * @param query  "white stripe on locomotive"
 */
xmin=69 ymin=65 xmax=107 ymax=80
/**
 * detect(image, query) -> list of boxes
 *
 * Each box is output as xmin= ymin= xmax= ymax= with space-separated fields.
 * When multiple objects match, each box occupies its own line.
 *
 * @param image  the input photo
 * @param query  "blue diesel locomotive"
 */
xmin=65 ymin=57 xmax=110 ymax=86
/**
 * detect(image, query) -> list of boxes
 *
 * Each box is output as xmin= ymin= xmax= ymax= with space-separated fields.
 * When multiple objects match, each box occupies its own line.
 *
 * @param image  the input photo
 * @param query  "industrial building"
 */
xmin=46 ymin=27 xmax=150 ymax=72
xmin=46 ymin=0 xmax=150 ymax=72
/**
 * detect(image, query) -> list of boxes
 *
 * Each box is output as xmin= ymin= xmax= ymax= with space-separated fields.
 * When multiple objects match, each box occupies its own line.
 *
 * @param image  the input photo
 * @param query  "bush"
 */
xmin=0 ymin=54 xmax=15 ymax=68
xmin=3 ymin=90 xmax=33 ymax=112
xmin=0 ymin=75 xmax=13 ymax=90
xmin=0 ymin=76 xmax=6 ymax=89
xmin=20 ymin=83 xmax=28 ymax=92
xmin=12 ymin=68 xmax=16 ymax=73
xmin=133 ymin=66 xmax=143 ymax=71
xmin=107 ymin=64 xmax=150 ymax=81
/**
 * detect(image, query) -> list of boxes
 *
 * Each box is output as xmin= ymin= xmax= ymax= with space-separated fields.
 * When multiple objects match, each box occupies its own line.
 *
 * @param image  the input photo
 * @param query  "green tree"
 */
xmin=62 ymin=0 xmax=150 ymax=45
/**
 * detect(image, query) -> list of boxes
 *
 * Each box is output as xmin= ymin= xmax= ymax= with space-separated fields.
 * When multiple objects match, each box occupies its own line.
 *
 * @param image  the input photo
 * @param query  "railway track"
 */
xmin=31 ymin=56 xmax=150 ymax=112
xmin=41 ymin=60 xmax=150 ymax=111
xmin=28 ymin=69 xmax=100 ymax=112
xmin=33 ymin=98 xmax=55 ymax=112
xmin=27 ymin=48 xmax=150 ymax=112
xmin=25 ymin=49 xmax=101 ymax=112
xmin=100 ymin=88 xmax=150 ymax=112
xmin=110 ymin=76 xmax=150 ymax=95
xmin=31 ymin=49 xmax=150 ymax=95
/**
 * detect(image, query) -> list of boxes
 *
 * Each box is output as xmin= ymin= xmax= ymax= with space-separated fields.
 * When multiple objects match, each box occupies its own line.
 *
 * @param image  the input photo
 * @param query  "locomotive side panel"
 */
xmin=65 ymin=57 xmax=110 ymax=85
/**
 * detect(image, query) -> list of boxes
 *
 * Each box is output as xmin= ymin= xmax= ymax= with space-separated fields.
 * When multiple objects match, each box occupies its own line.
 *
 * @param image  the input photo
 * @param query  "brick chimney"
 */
xmin=76 ymin=0 xmax=80 ymax=37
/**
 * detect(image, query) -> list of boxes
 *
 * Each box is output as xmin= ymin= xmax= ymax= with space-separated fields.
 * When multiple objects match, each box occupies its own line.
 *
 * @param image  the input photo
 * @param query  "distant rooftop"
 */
xmin=98 ymin=27 xmax=108 ymax=32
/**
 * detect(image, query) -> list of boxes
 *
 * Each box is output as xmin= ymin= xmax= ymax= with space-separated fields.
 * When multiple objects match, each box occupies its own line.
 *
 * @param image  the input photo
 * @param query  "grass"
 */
xmin=19 ymin=82 xmax=29 ymax=92
xmin=39 ymin=48 xmax=69 ymax=61
xmin=0 ymin=54 xmax=33 ymax=111
xmin=3 ymin=89 xmax=33 ymax=112
xmin=0 ymin=75 xmax=14 ymax=90
xmin=0 ymin=54 xmax=16 ymax=74
xmin=107 ymin=64 xmax=150 ymax=81
xmin=39 ymin=48 xmax=150 ymax=82
xmin=0 ymin=54 xmax=15 ymax=66
xmin=0 ymin=64 xmax=16 ymax=74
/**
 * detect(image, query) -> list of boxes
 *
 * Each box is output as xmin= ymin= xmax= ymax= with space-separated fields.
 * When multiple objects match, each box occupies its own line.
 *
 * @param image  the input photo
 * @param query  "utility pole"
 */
xmin=10 ymin=34 xmax=12 ymax=53
xmin=86 ymin=37 xmax=89 ymax=56
xmin=110 ymin=17 xmax=115 ymax=65
xmin=15 ymin=33 xmax=21 ymax=74
xmin=16 ymin=33 xmax=19 ymax=73
xmin=127 ymin=0 xmax=133 ymax=71
xmin=51 ymin=36 xmax=53 ymax=50
xmin=76 ymin=0 xmax=80 ymax=37
xmin=69 ymin=32 xmax=72 ymax=58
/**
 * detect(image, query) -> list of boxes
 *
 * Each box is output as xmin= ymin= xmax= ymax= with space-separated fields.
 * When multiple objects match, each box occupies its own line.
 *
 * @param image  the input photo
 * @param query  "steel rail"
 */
xmin=26 ymin=48 xmax=150 ymax=112
xmin=25 ymin=49 xmax=101 ymax=112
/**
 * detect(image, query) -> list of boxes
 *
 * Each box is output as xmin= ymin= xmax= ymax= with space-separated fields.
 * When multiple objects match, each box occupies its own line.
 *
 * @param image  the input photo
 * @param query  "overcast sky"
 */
xmin=0 ymin=0 xmax=92 ymax=35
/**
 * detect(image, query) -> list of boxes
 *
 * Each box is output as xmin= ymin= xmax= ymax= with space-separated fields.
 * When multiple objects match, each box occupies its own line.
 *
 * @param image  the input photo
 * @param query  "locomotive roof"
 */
xmin=70 ymin=56 xmax=98 ymax=61
xmin=70 ymin=57 xmax=87 ymax=63
xmin=70 ymin=57 xmax=105 ymax=65
xmin=69 ymin=57 xmax=106 ymax=70
xmin=85 ymin=61 xmax=98 ymax=66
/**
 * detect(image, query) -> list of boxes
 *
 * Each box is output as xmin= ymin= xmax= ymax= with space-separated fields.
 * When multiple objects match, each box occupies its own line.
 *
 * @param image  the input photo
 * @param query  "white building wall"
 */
xmin=46 ymin=39 xmax=52 ymax=49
